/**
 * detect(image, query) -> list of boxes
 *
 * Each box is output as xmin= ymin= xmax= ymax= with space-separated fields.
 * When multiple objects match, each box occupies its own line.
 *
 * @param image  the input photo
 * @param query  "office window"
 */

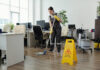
xmin=0 ymin=0 xmax=10 ymax=29
xmin=0 ymin=19 xmax=9 ymax=29
xmin=20 ymin=0 xmax=28 ymax=9
xmin=29 ymin=0 xmax=34 ymax=23
xmin=0 ymin=4 xmax=9 ymax=19
xmin=20 ymin=9 xmax=28 ymax=22
xmin=0 ymin=0 xmax=9 ymax=5
xmin=11 ymin=12 xmax=20 ymax=24
xmin=11 ymin=7 xmax=19 ymax=13
xmin=0 ymin=0 xmax=33 ymax=29
xmin=10 ymin=0 xmax=20 ymax=23
xmin=11 ymin=0 xmax=19 ymax=7
xmin=20 ymin=0 xmax=28 ymax=22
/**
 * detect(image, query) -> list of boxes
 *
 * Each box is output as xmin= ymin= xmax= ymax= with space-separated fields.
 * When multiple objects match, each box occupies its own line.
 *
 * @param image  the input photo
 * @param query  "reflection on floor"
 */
xmin=0 ymin=58 xmax=7 ymax=70
xmin=6 ymin=48 xmax=100 ymax=70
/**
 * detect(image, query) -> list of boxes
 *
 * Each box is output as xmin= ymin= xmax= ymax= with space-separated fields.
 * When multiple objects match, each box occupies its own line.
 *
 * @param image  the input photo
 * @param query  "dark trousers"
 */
xmin=50 ymin=26 xmax=61 ymax=53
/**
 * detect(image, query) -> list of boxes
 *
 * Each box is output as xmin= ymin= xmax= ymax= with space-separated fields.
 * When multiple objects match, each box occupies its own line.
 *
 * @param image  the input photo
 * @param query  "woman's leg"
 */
xmin=56 ymin=27 xmax=61 ymax=53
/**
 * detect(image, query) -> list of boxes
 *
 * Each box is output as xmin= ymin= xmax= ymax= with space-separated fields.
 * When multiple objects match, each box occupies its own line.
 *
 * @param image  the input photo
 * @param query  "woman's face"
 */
xmin=48 ymin=10 xmax=54 ymax=15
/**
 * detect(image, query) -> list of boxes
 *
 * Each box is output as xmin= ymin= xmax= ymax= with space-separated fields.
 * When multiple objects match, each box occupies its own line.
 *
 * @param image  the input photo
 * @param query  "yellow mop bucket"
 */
xmin=94 ymin=43 xmax=100 ymax=49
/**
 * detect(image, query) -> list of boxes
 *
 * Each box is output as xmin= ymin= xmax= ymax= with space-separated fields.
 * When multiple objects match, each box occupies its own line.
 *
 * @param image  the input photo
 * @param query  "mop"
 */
xmin=35 ymin=15 xmax=60 ymax=55
xmin=35 ymin=30 xmax=52 ymax=55
xmin=43 ymin=17 xmax=56 ymax=55
xmin=43 ymin=15 xmax=62 ymax=55
xmin=35 ymin=19 xmax=54 ymax=56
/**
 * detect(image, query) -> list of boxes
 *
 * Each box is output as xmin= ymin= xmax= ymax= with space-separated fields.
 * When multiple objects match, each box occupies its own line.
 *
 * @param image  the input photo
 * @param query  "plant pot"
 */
xmin=61 ymin=24 xmax=68 ymax=36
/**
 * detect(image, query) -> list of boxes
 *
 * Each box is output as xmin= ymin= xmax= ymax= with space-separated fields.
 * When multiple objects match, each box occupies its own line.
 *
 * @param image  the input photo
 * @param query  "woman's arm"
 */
xmin=54 ymin=15 xmax=62 ymax=23
xmin=49 ymin=21 xmax=53 ymax=34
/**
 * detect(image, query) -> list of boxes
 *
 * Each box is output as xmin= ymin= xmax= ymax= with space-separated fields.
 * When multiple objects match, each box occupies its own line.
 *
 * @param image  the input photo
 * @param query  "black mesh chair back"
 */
xmin=33 ymin=26 xmax=43 ymax=40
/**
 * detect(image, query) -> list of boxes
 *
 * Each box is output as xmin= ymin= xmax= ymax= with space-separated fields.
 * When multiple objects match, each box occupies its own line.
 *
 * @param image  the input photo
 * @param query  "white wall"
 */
xmin=41 ymin=0 xmax=98 ymax=29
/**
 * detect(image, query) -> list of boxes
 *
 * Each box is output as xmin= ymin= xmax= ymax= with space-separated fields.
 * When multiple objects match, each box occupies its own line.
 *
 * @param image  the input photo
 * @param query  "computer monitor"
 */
xmin=37 ymin=20 xmax=45 ymax=29
xmin=28 ymin=22 xmax=32 ymax=29
xmin=0 ymin=29 xmax=2 ymax=33
xmin=44 ymin=22 xmax=50 ymax=30
xmin=16 ymin=23 xmax=20 ymax=25
xmin=16 ymin=22 xmax=32 ymax=29
xmin=77 ymin=29 xmax=84 ymax=34
xmin=68 ymin=24 xmax=76 ymax=29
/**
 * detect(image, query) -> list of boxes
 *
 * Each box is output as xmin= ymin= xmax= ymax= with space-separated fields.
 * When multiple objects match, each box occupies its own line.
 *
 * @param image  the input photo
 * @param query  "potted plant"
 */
xmin=97 ymin=2 xmax=100 ymax=19
xmin=58 ymin=10 xmax=68 ymax=36
xmin=3 ymin=23 xmax=14 ymax=32
xmin=10 ymin=23 xmax=14 ymax=32
xmin=58 ymin=10 xmax=68 ymax=25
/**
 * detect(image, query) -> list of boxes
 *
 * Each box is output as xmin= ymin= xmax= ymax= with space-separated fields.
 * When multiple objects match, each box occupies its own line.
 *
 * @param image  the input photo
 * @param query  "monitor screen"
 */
xmin=37 ymin=20 xmax=45 ymax=29
xmin=44 ymin=22 xmax=50 ymax=30
xmin=28 ymin=22 xmax=32 ymax=29
xmin=0 ymin=29 xmax=2 ymax=33
xmin=68 ymin=24 xmax=76 ymax=29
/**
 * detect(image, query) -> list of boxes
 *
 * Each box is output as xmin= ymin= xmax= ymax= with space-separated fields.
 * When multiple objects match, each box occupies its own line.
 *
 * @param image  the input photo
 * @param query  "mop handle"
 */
xmin=49 ymin=14 xmax=61 ymax=45
xmin=49 ymin=15 xmax=56 ymax=45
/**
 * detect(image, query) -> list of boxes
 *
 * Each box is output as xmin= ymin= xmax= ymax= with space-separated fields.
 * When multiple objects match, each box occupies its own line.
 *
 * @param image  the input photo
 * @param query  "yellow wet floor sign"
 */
xmin=61 ymin=39 xmax=77 ymax=65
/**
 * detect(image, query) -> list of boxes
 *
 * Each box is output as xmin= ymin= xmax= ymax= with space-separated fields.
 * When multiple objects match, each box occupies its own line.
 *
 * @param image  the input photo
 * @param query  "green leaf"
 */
xmin=58 ymin=10 xmax=68 ymax=25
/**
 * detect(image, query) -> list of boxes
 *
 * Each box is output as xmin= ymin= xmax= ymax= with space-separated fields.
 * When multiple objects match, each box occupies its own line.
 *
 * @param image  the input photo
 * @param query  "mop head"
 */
xmin=35 ymin=52 xmax=44 ymax=55
xmin=35 ymin=50 xmax=47 ymax=56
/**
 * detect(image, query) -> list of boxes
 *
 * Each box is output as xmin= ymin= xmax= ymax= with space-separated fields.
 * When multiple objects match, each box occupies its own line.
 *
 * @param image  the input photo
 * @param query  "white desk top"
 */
xmin=42 ymin=31 xmax=50 ymax=33
xmin=28 ymin=30 xmax=50 ymax=33
xmin=0 ymin=33 xmax=24 ymax=36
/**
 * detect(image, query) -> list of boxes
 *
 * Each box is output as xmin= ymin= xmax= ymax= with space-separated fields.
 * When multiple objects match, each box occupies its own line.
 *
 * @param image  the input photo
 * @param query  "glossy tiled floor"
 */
xmin=1 ymin=47 xmax=100 ymax=70
xmin=7 ymin=48 xmax=100 ymax=70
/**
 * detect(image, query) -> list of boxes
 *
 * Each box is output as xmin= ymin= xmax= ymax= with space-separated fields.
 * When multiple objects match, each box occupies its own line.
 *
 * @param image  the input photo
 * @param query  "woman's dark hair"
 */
xmin=48 ymin=6 xmax=54 ymax=11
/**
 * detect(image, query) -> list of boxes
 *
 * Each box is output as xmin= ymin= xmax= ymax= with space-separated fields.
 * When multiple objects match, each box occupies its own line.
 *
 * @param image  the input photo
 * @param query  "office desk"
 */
xmin=0 ymin=33 xmax=24 ymax=67
xmin=42 ymin=31 xmax=50 ymax=34
xmin=27 ymin=30 xmax=50 ymax=47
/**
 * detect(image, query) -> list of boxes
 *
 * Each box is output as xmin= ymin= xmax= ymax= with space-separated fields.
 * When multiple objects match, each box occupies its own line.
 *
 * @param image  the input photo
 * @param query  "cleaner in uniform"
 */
xmin=48 ymin=6 xmax=62 ymax=53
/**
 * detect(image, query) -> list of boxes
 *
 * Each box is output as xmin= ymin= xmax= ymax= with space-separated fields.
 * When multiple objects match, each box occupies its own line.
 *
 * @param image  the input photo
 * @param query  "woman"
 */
xmin=48 ymin=6 xmax=62 ymax=53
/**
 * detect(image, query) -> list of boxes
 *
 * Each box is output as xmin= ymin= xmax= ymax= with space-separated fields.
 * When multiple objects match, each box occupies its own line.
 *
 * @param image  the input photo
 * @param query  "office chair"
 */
xmin=0 ymin=52 xmax=1 ymax=66
xmin=33 ymin=26 xmax=46 ymax=48
xmin=0 ymin=29 xmax=6 ymax=63
xmin=0 ymin=29 xmax=2 ymax=59
xmin=0 ymin=50 xmax=1 ymax=58
xmin=0 ymin=26 xmax=2 ymax=58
